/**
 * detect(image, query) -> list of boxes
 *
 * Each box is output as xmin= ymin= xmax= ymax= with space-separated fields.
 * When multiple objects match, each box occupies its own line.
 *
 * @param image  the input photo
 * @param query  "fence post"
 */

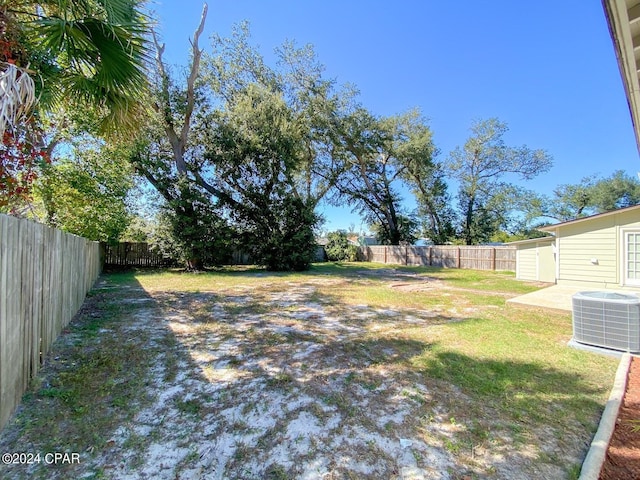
xmin=428 ymin=246 xmax=433 ymax=266
xmin=491 ymin=248 xmax=496 ymax=270
xmin=405 ymin=246 xmax=408 ymax=266
xmin=384 ymin=246 xmax=387 ymax=264
xmin=457 ymin=247 xmax=461 ymax=269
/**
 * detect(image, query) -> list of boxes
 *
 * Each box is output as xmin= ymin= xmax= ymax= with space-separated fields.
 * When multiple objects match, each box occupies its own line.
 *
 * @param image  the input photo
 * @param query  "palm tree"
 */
xmin=1 ymin=0 xmax=151 ymax=135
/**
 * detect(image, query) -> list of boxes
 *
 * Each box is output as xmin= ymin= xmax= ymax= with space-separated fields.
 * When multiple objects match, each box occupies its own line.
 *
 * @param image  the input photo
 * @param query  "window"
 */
xmin=625 ymin=230 xmax=640 ymax=286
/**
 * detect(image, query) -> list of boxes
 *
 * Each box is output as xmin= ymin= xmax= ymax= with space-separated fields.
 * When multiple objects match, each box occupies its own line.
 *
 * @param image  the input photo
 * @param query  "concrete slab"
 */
xmin=507 ymin=285 xmax=586 ymax=312
xmin=508 ymin=285 xmax=640 ymax=312
xmin=567 ymin=339 xmax=627 ymax=358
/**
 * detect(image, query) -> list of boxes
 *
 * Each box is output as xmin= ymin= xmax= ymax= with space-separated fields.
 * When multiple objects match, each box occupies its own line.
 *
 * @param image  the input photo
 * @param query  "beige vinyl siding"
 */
xmin=516 ymin=245 xmax=537 ymax=280
xmin=558 ymin=218 xmax=617 ymax=284
xmin=556 ymin=209 xmax=640 ymax=288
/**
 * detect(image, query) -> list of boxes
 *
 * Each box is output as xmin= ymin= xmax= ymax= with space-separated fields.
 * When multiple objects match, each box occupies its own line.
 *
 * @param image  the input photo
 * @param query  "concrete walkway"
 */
xmin=507 ymin=285 xmax=588 ymax=312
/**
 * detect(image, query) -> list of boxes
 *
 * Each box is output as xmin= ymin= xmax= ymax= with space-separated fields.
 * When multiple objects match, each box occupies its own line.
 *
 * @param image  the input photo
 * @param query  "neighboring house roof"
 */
xmin=508 ymin=236 xmax=555 ymax=246
xmin=602 ymin=0 xmax=640 ymax=153
xmin=357 ymin=236 xmax=379 ymax=246
xmin=538 ymin=204 xmax=640 ymax=232
xmin=347 ymin=234 xmax=362 ymax=246
xmin=414 ymin=238 xmax=434 ymax=246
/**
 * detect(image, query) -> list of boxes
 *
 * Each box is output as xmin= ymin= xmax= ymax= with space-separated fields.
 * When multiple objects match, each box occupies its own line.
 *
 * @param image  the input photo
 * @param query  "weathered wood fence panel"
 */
xmin=0 ymin=215 xmax=100 ymax=430
xmin=102 ymin=243 xmax=259 ymax=268
xmin=494 ymin=247 xmax=517 ymax=271
xmin=102 ymin=242 xmax=177 ymax=268
xmin=358 ymin=245 xmax=516 ymax=271
xmin=364 ymin=246 xmax=387 ymax=264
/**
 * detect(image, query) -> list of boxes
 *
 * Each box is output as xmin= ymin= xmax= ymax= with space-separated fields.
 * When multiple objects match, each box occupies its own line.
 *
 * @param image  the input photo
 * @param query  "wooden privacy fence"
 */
xmin=0 ymin=215 xmax=101 ymax=430
xmin=359 ymin=245 xmax=516 ymax=271
xmin=101 ymin=243 xmax=253 ymax=268
xmin=102 ymin=242 xmax=177 ymax=268
xmin=102 ymin=243 xmax=326 ymax=268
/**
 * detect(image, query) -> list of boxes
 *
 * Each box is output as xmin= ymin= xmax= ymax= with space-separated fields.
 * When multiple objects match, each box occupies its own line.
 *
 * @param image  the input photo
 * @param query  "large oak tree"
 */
xmin=447 ymin=118 xmax=553 ymax=244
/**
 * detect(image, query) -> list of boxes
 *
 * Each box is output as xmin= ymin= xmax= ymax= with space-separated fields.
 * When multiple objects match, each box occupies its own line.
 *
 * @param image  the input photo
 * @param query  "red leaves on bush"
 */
xmin=1 ymin=123 xmax=50 ymax=210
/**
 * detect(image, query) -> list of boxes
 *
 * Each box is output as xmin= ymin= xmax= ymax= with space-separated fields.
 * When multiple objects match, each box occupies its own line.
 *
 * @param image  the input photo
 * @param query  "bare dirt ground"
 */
xmin=0 ymin=269 xmax=609 ymax=480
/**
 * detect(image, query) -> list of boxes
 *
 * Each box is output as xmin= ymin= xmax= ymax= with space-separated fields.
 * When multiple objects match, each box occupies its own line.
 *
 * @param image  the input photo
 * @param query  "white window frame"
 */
xmin=622 ymin=229 xmax=640 ymax=287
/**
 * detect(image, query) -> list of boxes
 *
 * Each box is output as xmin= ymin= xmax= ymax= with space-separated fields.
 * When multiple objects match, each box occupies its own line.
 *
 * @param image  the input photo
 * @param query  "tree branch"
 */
xmin=191 ymin=169 xmax=250 ymax=216
xmin=151 ymin=4 xmax=208 ymax=177
xmin=152 ymin=29 xmax=186 ymax=174
xmin=182 ymin=4 xmax=208 ymax=148
xmin=138 ymin=169 xmax=175 ymax=203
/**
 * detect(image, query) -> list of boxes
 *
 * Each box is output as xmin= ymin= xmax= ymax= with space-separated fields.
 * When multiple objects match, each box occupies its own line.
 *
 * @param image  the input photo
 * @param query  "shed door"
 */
xmin=624 ymin=231 xmax=640 ymax=286
xmin=537 ymin=242 xmax=556 ymax=283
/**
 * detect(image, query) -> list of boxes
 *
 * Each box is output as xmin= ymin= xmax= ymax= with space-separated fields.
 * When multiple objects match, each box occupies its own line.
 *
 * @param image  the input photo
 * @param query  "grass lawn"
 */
xmin=0 ymin=263 xmax=618 ymax=480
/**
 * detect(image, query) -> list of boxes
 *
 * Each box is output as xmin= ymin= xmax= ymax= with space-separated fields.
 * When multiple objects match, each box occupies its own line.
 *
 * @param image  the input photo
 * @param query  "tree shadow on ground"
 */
xmin=420 ymin=350 xmax=606 ymax=424
xmin=125 ymin=262 xmax=451 ymax=282
xmin=414 ymin=350 xmax=611 ymax=478
xmin=0 ymin=272 xmax=215 ymax=480
xmin=0 ymin=271 xmax=609 ymax=480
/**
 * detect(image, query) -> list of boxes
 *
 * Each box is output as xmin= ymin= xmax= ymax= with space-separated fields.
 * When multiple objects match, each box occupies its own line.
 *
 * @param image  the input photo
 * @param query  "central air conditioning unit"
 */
xmin=572 ymin=291 xmax=640 ymax=353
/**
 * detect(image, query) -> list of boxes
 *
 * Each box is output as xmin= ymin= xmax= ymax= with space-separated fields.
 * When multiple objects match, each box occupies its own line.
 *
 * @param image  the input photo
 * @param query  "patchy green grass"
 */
xmin=0 ymin=280 xmax=180 ymax=479
xmin=0 ymin=263 xmax=618 ymax=480
xmin=130 ymin=263 xmax=616 ymax=437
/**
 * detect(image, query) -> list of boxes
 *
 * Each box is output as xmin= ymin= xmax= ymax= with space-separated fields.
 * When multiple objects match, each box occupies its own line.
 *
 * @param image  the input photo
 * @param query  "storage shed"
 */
xmin=535 ymin=204 xmax=640 ymax=290
xmin=510 ymin=236 xmax=556 ymax=283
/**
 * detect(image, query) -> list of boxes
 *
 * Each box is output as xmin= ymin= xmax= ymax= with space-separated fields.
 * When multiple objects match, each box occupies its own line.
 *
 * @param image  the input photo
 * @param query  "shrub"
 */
xmin=325 ymin=231 xmax=358 ymax=262
xmin=150 ymin=182 xmax=234 ymax=270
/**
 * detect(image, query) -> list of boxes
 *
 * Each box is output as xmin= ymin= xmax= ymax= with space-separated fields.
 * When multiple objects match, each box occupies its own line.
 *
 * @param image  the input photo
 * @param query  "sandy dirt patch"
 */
xmin=0 ymin=271 xmax=595 ymax=480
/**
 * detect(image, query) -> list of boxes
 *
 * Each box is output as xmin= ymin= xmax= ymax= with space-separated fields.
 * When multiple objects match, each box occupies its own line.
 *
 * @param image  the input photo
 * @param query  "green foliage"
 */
xmin=31 ymin=138 xmax=133 ymax=242
xmin=246 ymin=197 xmax=318 ymax=271
xmin=591 ymin=170 xmax=640 ymax=210
xmin=490 ymin=229 xmax=550 ymax=244
xmin=129 ymin=22 xmax=346 ymax=271
xmin=202 ymin=23 xmax=350 ymax=211
xmin=142 ymin=213 xmax=180 ymax=261
xmin=530 ymin=170 xmax=640 ymax=223
xmin=202 ymin=83 xmax=319 ymax=271
xmin=325 ymin=231 xmax=358 ymax=261
xmin=393 ymin=111 xmax=454 ymax=244
xmin=4 ymin=0 xmax=152 ymax=133
xmin=454 ymin=196 xmax=498 ymax=245
xmin=331 ymin=108 xmax=445 ymax=245
xmin=447 ymin=118 xmax=553 ymax=244
xmin=370 ymin=213 xmax=419 ymax=245
xmin=163 ymin=181 xmax=234 ymax=270
xmin=1 ymin=0 xmax=151 ymax=214
xmin=134 ymin=203 xmax=233 ymax=271
xmin=119 ymin=215 xmax=151 ymax=242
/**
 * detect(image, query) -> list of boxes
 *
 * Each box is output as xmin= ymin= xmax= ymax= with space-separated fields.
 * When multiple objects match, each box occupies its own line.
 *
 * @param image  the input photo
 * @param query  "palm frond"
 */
xmin=26 ymin=0 xmax=152 ymax=132
xmin=0 ymin=63 xmax=37 ymax=137
xmin=96 ymin=0 xmax=138 ymax=24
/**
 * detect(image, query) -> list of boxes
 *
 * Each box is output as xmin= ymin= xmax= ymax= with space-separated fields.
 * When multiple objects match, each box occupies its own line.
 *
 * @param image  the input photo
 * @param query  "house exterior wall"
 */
xmin=555 ymin=209 xmax=640 ymax=290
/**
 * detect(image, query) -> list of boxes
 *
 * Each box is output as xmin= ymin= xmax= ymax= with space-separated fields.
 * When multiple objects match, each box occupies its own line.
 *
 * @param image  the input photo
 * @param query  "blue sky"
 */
xmin=150 ymin=1 xmax=639 ymax=233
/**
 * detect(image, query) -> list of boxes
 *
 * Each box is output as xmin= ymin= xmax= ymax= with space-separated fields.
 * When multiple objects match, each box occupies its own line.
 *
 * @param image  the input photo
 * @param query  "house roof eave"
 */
xmin=537 ymin=204 xmax=640 ymax=232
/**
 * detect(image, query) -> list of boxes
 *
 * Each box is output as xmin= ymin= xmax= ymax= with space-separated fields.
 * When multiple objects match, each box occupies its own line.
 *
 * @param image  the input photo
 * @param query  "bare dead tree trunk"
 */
xmin=150 ymin=4 xmax=209 ymax=270
xmin=152 ymin=3 xmax=208 ymax=176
